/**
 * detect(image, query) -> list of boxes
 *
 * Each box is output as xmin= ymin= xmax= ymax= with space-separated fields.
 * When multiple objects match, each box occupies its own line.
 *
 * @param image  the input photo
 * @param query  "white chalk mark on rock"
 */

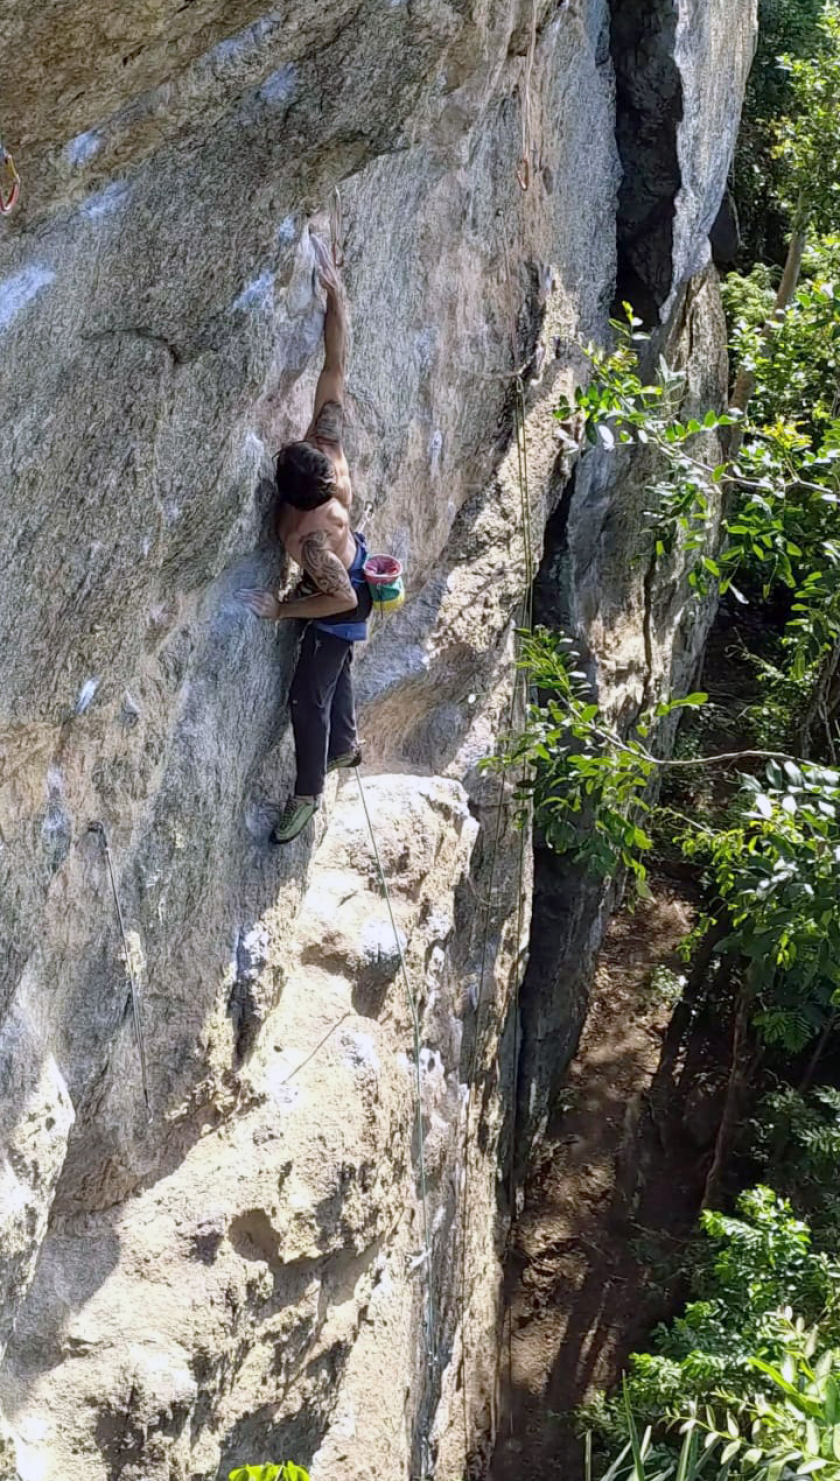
xmin=81 ymin=183 xmax=130 ymax=221
xmin=257 ymin=65 xmax=297 ymax=106
xmin=0 ymin=266 xmax=56 ymax=334
xmin=65 ymin=131 xmax=103 ymax=167
xmin=231 ymin=272 xmax=275 ymax=314
xmin=75 ymin=679 xmax=99 ymax=715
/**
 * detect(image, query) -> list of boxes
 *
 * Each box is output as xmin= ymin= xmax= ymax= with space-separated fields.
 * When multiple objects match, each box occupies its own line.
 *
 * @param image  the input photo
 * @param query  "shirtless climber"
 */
xmin=237 ymin=236 xmax=369 ymax=844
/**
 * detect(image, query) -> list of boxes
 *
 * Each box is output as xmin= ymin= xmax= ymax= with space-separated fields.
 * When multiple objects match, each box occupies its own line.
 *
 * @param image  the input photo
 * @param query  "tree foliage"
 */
xmin=229 ymin=1466 xmax=309 ymax=1481
xmin=772 ymin=4 xmax=840 ymax=237
xmin=753 ymin=1088 xmax=840 ymax=1232
xmin=606 ymin=1332 xmax=840 ymax=1481
xmin=683 ymin=764 xmax=840 ymax=1052
xmin=587 ymin=1189 xmax=840 ymax=1457
xmin=734 ymin=0 xmax=831 ymax=264
xmin=726 ymin=242 xmax=840 ymax=438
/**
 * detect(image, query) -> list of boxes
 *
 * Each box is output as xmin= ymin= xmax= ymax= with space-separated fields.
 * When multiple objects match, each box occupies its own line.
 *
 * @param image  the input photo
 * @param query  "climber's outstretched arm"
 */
xmin=308 ymin=269 xmax=346 ymax=421
xmin=305 ymin=240 xmax=352 ymax=509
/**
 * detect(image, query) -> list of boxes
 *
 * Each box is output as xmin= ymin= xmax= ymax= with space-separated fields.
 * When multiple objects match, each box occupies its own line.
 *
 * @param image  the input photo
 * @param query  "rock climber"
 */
xmin=237 ymin=235 xmax=368 ymax=844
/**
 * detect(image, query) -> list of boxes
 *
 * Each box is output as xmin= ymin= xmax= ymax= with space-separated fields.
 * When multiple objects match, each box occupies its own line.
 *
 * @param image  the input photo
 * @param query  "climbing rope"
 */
xmin=516 ymin=0 xmax=538 ymax=192
xmin=89 ymin=822 xmax=152 ymax=1119
xmin=280 ymin=1011 xmax=352 ymax=1087
xmin=353 ymin=770 xmax=437 ymax=1474
xmin=0 ymin=140 xmax=20 ymax=216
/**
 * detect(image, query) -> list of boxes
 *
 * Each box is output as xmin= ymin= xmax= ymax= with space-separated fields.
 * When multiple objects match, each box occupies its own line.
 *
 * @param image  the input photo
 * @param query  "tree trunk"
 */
xmin=799 ymin=639 xmax=840 ymax=761
xmin=799 ymin=1012 xmax=838 ymax=1095
xmin=728 ymin=209 xmax=809 ymax=459
xmin=701 ymin=985 xmax=751 ymax=1211
xmin=657 ymin=916 xmax=731 ymax=1080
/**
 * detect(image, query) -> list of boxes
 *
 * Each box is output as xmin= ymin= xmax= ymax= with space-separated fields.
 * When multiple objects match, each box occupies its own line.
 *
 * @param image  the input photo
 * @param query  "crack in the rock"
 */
xmin=81 ymin=325 xmax=186 ymax=364
xmin=610 ymin=0 xmax=684 ymax=325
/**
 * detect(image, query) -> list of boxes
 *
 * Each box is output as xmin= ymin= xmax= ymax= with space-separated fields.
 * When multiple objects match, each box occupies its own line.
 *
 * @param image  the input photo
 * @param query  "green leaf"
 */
xmin=623 ymin=1380 xmax=649 ymax=1481
xmin=229 ymin=1469 xmax=287 ymax=1481
xmin=805 ymin=1420 xmax=821 ymax=1456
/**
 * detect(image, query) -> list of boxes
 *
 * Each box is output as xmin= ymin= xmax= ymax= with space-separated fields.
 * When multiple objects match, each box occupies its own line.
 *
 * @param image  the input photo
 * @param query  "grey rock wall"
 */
xmin=0 ymin=0 xmax=755 ymax=1475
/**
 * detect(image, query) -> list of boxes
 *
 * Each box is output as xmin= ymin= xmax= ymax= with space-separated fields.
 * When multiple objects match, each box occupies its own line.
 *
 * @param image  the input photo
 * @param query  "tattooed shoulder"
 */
xmin=312 ymin=399 xmax=344 ymax=445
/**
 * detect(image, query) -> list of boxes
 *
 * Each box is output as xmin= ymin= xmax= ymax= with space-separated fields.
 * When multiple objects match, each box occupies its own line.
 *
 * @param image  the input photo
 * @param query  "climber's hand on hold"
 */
xmin=311 ymin=232 xmax=340 ymax=298
xmin=318 ymin=258 xmax=341 ymax=299
xmin=236 ymin=588 xmax=281 ymax=621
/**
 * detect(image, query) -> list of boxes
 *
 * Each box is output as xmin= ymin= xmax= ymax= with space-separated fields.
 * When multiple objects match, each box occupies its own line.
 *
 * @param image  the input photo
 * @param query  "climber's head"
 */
xmin=274 ymin=441 xmax=337 ymax=511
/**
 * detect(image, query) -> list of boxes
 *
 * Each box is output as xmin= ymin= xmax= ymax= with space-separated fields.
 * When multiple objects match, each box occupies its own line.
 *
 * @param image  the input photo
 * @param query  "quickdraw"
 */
xmin=329 ymin=185 xmax=344 ymax=269
xmin=516 ymin=0 xmax=538 ymax=193
xmin=0 ymin=145 xmax=20 ymax=216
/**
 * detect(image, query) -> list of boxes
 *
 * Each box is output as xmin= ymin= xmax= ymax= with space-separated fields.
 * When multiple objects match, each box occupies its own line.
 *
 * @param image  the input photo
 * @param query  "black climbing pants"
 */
xmin=290 ymin=625 xmax=358 ymax=798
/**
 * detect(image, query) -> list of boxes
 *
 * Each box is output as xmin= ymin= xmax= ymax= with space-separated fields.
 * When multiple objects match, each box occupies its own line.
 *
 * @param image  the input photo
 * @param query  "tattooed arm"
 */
xmin=247 ymin=530 xmax=353 ymax=622
xmin=236 ymin=532 xmax=356 ymax=622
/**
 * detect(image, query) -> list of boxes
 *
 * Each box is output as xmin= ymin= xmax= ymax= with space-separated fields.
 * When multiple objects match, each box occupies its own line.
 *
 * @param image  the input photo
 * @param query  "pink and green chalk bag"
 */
xmin=364 ymin=555 xmax=405 ymax=614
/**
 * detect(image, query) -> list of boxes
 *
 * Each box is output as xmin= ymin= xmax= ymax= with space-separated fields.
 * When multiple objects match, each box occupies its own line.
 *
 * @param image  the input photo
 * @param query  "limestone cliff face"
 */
xmin=0 ymin=2 xmax=755 ymax=1477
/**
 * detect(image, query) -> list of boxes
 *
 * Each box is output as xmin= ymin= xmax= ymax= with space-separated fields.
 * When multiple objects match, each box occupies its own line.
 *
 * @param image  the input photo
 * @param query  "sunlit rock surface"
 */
xmin=0 ymin=0 xmax=755 ymax=1474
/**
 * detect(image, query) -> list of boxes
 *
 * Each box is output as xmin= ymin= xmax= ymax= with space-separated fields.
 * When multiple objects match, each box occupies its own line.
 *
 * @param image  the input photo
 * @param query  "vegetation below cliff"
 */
xmin=492 ymin=4 xmax=840 ymax=1477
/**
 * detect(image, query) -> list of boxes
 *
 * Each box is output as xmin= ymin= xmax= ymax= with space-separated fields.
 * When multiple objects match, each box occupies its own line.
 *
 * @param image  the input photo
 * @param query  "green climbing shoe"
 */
xmin=271 ymin=796 xmax=319 ymax=845
xmin=327 ymin=748 xmax=362 ymax=774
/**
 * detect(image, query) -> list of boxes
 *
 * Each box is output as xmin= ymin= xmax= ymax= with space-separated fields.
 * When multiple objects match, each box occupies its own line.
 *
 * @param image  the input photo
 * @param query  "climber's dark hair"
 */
xmin=275 ymin=441 xmax=336 ymax=512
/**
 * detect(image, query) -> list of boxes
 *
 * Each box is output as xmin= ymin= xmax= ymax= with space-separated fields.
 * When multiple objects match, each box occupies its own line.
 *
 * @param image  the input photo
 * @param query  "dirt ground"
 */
xmin=489 ymin=878 xmax=711 ymax=1480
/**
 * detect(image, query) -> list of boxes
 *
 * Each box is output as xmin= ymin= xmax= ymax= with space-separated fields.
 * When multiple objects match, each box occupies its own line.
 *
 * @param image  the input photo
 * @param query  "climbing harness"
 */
xmin=89 ymin=822 xmax=152 ymax=1119
xmin=354 ymin=770 xmax=437 ymax=1474
xmin=0 ymin=141 xmax=20 ymax=216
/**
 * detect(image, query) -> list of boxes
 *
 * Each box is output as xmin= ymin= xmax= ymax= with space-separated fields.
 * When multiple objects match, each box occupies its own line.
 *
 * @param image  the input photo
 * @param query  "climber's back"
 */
xmin=278 ymin=487 xmax=355 ymax=572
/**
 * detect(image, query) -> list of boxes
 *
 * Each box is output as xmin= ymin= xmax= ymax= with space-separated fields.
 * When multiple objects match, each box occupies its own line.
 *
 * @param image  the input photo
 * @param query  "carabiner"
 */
xmin=0 ymin=148 xmax=21 ymax=216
